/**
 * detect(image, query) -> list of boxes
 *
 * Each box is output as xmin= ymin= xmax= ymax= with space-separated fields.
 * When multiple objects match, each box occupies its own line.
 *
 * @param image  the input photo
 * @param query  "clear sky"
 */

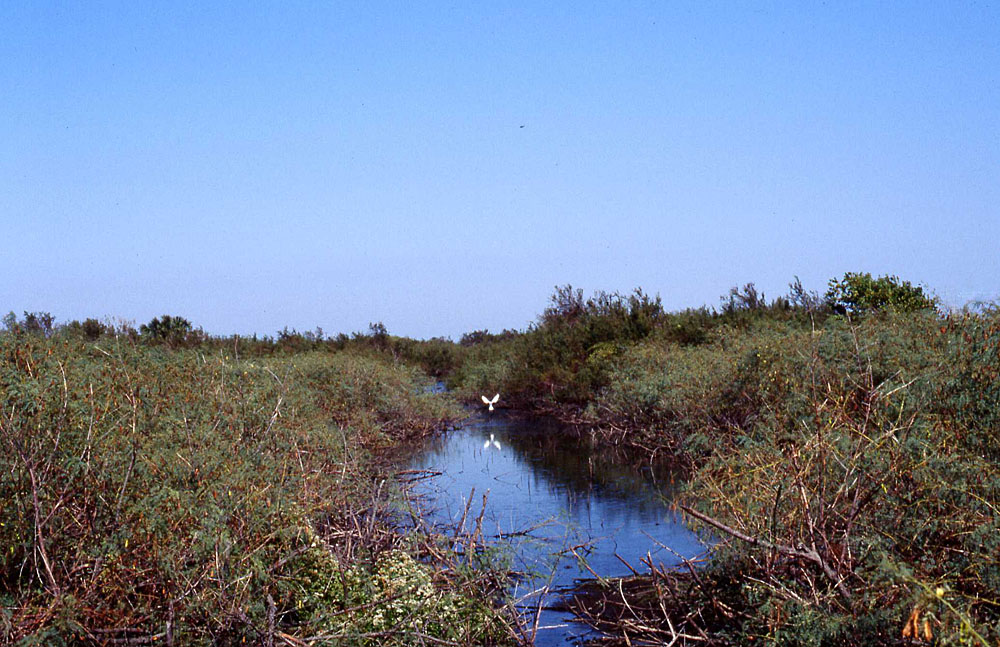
xmin=2 ymin=2 xmax=998 ymax=339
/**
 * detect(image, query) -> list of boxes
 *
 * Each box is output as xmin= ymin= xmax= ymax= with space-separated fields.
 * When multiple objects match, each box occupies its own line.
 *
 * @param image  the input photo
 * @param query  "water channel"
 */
xmin=402 ymin=411 xmax=708 ymax=645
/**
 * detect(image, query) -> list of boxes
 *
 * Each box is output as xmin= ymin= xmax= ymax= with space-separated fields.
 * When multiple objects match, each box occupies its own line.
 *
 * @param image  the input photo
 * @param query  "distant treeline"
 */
xmin=1 ymin=271 xmax=942 ymax=374
xmin=2 ymin=311 xmax=411 ymax=356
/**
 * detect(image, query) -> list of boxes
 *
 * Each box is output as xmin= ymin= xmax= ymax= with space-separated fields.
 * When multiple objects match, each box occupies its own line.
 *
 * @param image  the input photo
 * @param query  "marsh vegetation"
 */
xmin=2 ymin=271 xmax=997 ymax=646
xmin=447 ymin=274 xmax=998 ymax=645
xmin=0 ymin=327 xmax=512 ymax=645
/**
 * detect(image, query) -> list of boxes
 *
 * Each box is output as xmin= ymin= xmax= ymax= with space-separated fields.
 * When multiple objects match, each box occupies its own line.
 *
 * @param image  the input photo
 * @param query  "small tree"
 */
xmin=2 ymin=311 xmax=20 ymax=333
xmin=825 ymin=272 xmax=936 ymax=315
xmin=140 ymin=315 xmax=194 ymax=347
xmin=22 ymin=311 xmax=56 ymax=336
xmin=64 ymin=318 xmax=107 ymax=341
xmin=1 ymin=311 xmax=56 ymax=336
xmin=542 ymin=285 xmax=585 ymax=324
xmin=787 ymin=276 xmax=823 ymax=313
xmin=368 ymin=321 xmax=389 ymax=350
xmin=81 ymin=318 xmax=106 ymax=341
xmin=721 ymin=283 xmax=766 ymax=314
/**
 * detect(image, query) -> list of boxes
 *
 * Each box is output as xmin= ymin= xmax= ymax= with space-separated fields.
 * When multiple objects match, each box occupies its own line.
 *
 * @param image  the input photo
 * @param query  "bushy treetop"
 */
xmin=825 ymin=272 xmax=936 ymax=315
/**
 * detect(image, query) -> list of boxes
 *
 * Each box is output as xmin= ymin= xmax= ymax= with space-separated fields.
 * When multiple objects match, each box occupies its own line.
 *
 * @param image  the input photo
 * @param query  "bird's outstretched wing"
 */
xmin=490 ymin=393 xmax=500 ymax=404
xmin=481 ymin=395 xmax=491 ymax=405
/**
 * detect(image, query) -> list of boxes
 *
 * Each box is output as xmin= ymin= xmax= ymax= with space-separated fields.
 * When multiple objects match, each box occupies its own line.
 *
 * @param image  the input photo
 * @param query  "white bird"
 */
xmin=483 ymin=433 xmax=501 ymax=450
xmin=481 ymin=393 xmax=500 ymax=411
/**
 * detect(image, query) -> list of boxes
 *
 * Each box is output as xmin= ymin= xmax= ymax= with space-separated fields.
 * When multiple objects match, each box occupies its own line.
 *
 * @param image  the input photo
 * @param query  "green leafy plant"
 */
xmin=139 ymin=314 xmax=197 ymax=347
xmin=825 ymin=272 xmax=937 ymax=315
xmin=0 ymin=334 xmax=508 ymax=645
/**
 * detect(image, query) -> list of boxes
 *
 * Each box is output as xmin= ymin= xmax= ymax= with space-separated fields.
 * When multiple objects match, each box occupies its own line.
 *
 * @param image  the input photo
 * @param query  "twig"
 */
xmin=680 ymin=505 xmax=851 ymax=601
xmin=25 ymin=460 xmax=59 ymax=593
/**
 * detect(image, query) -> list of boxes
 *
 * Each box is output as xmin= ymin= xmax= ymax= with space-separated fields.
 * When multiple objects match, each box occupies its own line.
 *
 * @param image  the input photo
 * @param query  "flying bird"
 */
xmin=483 ymin=433 xmax=501 ymax=450
xmin=482 ymin=393 xmax=500 ymax=411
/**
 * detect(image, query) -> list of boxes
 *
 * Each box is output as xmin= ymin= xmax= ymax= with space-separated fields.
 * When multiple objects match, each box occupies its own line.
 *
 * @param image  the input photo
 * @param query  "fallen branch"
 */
xmin=679 ymin=505 xmax=851 ymax=601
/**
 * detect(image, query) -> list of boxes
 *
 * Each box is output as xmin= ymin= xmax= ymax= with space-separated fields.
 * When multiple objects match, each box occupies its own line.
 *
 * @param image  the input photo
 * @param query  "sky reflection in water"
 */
xmin=404 ymin=413 xmax=708 ymax=645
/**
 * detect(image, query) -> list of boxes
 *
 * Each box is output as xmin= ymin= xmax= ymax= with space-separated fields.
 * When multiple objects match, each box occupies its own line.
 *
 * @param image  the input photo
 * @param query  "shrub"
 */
xmin=0 ymin=335 xmax=494 ymax=645
xmin=572 ymin=311 xmax=998 ymax=645
xmin=825 ymin=272 xmax=937 ymax=314
xmin=139 ymin=314 xmax=197 ymax=347
xmin=2 ymin=311 xmax=56 ymax=337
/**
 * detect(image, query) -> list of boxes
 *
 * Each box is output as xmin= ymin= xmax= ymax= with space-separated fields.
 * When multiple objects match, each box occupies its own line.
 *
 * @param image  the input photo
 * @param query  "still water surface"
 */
xmin=403 ymin=412 xmax=707 ymax=645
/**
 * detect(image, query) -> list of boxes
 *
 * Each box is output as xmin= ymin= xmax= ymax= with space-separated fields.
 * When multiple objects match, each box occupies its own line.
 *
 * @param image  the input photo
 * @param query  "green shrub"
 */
xmin=0 ymin=335 xmax=498 ymax=645
xmin=139 ymin=314 xmax=204 ymax=347
xmin=825 ymin=272 xmax=937 ymax=314
xmin=674 ymin=313 xmax=999 ymax=644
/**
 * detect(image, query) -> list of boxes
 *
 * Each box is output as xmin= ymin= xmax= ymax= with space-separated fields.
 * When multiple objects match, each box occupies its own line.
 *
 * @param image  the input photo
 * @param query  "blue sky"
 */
xmin=2 ymin=2 xmax=997 ymax=339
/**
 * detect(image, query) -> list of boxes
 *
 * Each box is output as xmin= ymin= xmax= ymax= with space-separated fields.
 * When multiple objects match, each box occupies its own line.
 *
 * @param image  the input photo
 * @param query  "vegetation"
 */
xmin=447 ymin=275 xmax=999 ymax=645
xmin=825 ymin=272 xmax=937 ymax=315
xmin=2 ymin=270 xmax=996 ymax=646
xmin=138 ymin=315 xmax=199 ymax=347
xmin=0 ymin=323 xmax=512 ymax=645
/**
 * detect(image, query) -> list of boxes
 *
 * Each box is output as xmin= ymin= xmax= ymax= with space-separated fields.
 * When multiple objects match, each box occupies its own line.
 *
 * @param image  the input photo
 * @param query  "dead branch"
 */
xmin=680 ymin=505 xmax=851 ymax=601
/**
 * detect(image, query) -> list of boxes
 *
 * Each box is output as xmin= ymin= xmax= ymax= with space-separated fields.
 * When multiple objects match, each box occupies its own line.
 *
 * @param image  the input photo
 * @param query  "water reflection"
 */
xmin=404 ymin=413 xmax=707 ymax=645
